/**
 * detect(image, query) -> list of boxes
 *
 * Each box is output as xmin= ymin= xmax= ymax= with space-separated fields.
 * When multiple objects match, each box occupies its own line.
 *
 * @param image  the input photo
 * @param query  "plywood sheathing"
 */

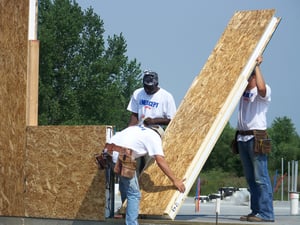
xmin=0 ymin=0 xmax=29 ymax=216
xmin=139 ymin=9 xmax=279 ymax=218
xmin=25 ymin=126 xmax=107 ymax=220
xmin=0 ymin=0 xmax=109 ymax=220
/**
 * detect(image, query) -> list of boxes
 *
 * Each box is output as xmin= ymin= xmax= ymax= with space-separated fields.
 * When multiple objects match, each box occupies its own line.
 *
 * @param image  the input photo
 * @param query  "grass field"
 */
xmin=189 ymin=169 xmax=299 ymax=201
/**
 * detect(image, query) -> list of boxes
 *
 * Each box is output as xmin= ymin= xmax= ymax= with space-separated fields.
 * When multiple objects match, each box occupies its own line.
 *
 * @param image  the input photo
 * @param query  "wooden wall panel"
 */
xmin=25 ymin=126 xmax=107 ymax=220
xmin=0 ymin=1 xmax=109 ymax=221
xmin=139 ymin=10 xmax=280 ymax=219
xmin=0 ymin=0 xmax=29 ymax=216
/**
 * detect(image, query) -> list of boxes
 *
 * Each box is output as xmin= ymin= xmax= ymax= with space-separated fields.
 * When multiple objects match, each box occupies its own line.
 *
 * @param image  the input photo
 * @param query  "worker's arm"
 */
xmin=254 ymin=56 xmax=267 ymax=97
xmin=144 ymin=117 xmax=171 ymax=126
xmin=154 ymin=155 xmax=185 ymax=193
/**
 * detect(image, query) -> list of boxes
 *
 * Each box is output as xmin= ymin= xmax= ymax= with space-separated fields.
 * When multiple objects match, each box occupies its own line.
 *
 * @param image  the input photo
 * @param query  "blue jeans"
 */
xmin=119 ymin=172 xmax=141 ymax=225
xmin=238 ymin=138 xmax=274 ymax=221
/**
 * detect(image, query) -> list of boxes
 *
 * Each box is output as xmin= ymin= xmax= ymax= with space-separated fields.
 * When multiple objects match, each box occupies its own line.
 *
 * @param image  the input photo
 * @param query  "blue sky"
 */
xmin=77 ymin=0 xmax=300 ymax=134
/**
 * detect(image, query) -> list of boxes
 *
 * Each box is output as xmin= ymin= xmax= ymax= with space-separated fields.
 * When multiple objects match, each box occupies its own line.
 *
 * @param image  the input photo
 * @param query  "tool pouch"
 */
xmin=253 ymin=130 xmax=272 ymax=154
xmin=114 ymin=154 xmax=137 ymax=179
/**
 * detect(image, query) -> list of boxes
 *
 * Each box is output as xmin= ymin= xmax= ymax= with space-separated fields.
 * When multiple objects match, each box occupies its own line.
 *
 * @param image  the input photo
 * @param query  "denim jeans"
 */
xmin=119 ymin=172 xmax=141 ymax=225
xmin=238 ymin=138 xmax=274 ymax=221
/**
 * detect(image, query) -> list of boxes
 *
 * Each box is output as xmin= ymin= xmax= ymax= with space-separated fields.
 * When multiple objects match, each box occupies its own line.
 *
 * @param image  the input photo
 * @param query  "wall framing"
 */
xmin=0 ymin=0 xmax=108 ymax=221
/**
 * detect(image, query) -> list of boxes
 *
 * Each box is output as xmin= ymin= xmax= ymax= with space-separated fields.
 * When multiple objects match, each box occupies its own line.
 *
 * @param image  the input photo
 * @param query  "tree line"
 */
xmin=38 ymin=0 xmax=300 ymax=174
xmin=203 ymin=117 xmax=300 ymax=175
xmin=38 ymin=0 xmax=142 ymax=129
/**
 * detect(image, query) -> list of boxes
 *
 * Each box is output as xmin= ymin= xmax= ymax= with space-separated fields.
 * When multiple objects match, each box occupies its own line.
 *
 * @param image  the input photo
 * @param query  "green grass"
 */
xmin=188 ymin=169 xmax=299 ymax=201
xmin=189 ymin=169 xmax=247 ymax=197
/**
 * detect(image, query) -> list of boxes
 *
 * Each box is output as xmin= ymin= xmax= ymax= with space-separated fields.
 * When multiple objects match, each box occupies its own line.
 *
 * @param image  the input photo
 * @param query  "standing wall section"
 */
xmin=25 ymin=126 xmax=107 ymax=220
xmin=0 ymin=0 xmax=29 ymax=216
xmin=0 ymin=3 xmax=280 ymax=222
xmin=0 ymin=1 xmax=108 ymax=221
xmin=139 ymin=9 xmax=280 ymax=219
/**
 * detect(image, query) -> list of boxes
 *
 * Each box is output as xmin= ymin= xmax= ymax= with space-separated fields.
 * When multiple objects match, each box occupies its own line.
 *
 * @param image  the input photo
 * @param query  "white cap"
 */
xmin=149 ymin=125 xmax=165 ymax=139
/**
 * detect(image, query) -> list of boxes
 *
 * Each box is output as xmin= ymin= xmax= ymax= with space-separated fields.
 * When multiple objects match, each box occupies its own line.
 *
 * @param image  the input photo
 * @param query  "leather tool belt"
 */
xmin=104 ymin=143 xmax=137 ymax=179
xmin=232 ymin=130 xmax=271 ymax=154
xmin=238 ymin=130 xmax=254 ymax=135
xmin=252 ymin=130 xmax=272 ymax=154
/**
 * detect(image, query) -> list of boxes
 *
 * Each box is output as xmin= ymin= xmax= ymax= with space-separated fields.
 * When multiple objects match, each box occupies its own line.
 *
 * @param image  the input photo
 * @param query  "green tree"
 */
xmin=38 ymin=0 xmax=141 ymax=129
xmin=203 ymin=123 xmax=243 ymax=176
xmin=203 ymin=117 xmax=300 ymax=175
xmin=268 ymin=116 xmax=300 ymax=170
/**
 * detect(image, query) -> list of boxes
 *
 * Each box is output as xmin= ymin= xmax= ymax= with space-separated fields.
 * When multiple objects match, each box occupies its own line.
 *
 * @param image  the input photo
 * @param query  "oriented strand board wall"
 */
xmin=0 ymin=0 xmax=29 ymax=216
xmin=0 ymin=1 xmax=109 ymax=221
xmin=25 ymin=126 xmax=107 ymax=220
xmin=139 ymin=10 xmax=280 ymax=218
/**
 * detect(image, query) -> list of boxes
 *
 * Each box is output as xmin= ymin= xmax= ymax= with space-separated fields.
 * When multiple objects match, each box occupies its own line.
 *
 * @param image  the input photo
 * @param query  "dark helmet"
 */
xmin=143 ymin=70 xmax=159 ymax=95
xmin=143 ymin=70 xmax=159 ymax=86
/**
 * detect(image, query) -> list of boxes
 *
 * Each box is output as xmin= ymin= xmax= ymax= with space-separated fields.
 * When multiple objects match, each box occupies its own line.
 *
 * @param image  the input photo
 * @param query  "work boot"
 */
xmin=248 ymin=215 xmax=274 ymax=222
xmin=240 ymin=213 xmax=255 ymax=221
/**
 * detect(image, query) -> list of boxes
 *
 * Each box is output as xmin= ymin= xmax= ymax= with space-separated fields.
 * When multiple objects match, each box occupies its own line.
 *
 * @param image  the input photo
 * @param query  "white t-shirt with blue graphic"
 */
xmin=108 ymin=125 xmax=164 ymax=161
xmin=127 ymin=87 xmax=177 ymax=122
xmin=237 ymin=85 xmax=271 ymax=141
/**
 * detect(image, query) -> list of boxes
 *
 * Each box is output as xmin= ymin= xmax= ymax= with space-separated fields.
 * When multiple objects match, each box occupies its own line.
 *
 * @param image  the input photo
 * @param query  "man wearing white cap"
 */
xmin=102 ymin=124 xmax=185 ymax=225
xmin=127 ymin=70 xmax=177 ymax=175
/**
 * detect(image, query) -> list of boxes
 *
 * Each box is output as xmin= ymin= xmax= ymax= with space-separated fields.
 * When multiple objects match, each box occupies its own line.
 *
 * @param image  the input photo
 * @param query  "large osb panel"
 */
xmin=139 ymin=10 xmax=280 ymax=218
xmin=0 ymin=0 xmax=29 ymax=216
xmin=25 ymin=126 xmax=107 ymax=220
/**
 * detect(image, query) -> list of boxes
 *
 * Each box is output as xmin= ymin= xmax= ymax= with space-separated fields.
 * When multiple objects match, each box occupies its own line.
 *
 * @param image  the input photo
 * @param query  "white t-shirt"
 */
xmin=237 ymin=85 xmax=271 ymax=141
xmin=127 ymin=87 xmax=176 ymax=122
xmin=108 ymin=125 xmax=164 ymax=161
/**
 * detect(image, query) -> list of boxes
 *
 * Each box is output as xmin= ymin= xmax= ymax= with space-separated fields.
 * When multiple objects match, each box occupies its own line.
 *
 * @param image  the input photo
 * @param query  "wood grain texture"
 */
xmin=0 ymin=0 xmax=29 ymax=216
xmin=0 ymin=1 xmax=109 ymax=221
xmin=25 ymin=126 xmax=107 ymax=220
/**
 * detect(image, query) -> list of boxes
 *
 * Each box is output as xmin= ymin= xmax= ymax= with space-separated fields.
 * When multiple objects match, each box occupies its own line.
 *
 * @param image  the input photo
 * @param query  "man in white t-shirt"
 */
xmin=127 ymin=70 xmax=176 ymax=127
xmin=236 ymin=56 xmax=274 ymax=223
xmin=127 ymin=70 xmax=177 ymax=176
xmin=105 ymin=125 xmax=185 ymax=225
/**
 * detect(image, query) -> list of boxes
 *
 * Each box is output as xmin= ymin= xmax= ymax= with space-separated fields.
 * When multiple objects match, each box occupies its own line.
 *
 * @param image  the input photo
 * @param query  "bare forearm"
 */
xmin=254 ymin=56 xmax=267 ymax=97
xmin=155 ymin=155 xmax=186 ymax=193
xmin=144 ymin=117 xmax=171 ymax=126
xmin=156 ymin=156 xmax=177 ymax=182
xmin=255 ymin=65 xmax=267 ymax=97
